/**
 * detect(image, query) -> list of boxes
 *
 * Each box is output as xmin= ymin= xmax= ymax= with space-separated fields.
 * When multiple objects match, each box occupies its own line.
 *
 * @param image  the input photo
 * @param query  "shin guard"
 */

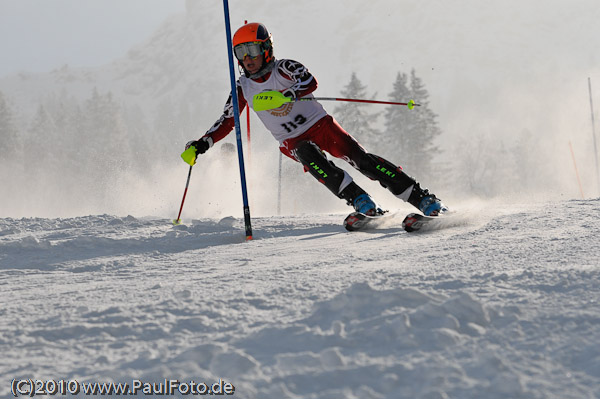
xmin=358 ymin=153 xmax=435 ymax=209
xmin=294 ymin=141 xmax=353 ymax=197
xmin=358 ymin=153 xmax=416 ymax=195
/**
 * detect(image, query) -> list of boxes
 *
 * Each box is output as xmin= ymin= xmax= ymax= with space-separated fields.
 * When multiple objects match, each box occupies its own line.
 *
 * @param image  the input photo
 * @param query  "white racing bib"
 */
xmin=239 ymin=59 xmax=327 ymax=143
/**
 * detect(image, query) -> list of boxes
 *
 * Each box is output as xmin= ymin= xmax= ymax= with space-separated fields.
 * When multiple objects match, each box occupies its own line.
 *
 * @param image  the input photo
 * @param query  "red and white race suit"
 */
xmin=201 ymin=59 xmax=365 ymax=165
xmin=197 ymin=58 xmax=429 ymax=208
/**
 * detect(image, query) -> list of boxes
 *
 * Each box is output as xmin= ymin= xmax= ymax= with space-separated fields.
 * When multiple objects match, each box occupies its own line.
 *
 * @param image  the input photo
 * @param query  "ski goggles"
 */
xmin=234 ymin=42 xmax=263 ymax=61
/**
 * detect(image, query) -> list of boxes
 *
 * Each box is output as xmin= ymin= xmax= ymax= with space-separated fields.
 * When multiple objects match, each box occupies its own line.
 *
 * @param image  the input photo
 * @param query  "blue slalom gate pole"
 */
xmin=222 ymin=0 xmax=253 ymax=240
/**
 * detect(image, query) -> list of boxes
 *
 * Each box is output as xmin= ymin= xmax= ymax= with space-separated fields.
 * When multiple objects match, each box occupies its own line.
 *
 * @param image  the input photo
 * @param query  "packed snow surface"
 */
xmin=1 ymin=199 xmax=599 ymax=398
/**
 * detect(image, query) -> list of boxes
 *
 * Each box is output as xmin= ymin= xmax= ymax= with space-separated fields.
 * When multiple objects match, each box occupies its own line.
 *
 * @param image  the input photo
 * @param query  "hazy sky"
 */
xmin=0 ymin=0 xmax=185 ymax=77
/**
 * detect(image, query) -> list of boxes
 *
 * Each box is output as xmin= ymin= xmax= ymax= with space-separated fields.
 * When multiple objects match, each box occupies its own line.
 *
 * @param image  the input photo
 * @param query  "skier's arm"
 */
xmin=277 ymin=59 xmax=318 ymax=98
xmin=186 ymin=83 xmax=247 ymax=154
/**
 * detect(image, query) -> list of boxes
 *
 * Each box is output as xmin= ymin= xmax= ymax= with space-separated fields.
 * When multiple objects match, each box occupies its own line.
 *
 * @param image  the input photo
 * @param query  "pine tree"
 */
xmin=0 ymin=91 xmax=19 ymax=159
xmin=122 ymin=103 xmax=152 ymax=174
xmin=28 ymin=105 xmax=55 ymax=165
xmin=80 ymin=88 xmax=130 ymax=203
xmin=383 ymin=69 xmax=442 ymax=179
xmin=383 ymin=71 xmax=414 ymax=164
xmin=409 ymin=69 xmax=442 ymax=177
xmin=44 ymin=92 xmax=85 ymax=185
xmin=153 ymin=98 xmax=177 ymax=158
xmin=84 ymin=88 xmax=129 ymax=162
xmin=333 ymin=72 xmax=380 ymax=150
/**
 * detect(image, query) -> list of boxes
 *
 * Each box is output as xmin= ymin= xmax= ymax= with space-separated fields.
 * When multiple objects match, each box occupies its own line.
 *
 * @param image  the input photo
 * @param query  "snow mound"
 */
xmin=233 ymin=282 xmax=523 ymax=398
xmin=1 ymin=199 xmax=599 ymax=398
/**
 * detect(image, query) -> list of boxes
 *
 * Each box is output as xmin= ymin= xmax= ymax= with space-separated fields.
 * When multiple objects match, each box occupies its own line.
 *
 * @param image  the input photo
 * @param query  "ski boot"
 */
xmin=352 ymin=193 xmax=384 ymax=216
xmin=343 ymin=192 xmax=386 ymax=231
xmin=418 ymin=194 xmax=447 ymax=216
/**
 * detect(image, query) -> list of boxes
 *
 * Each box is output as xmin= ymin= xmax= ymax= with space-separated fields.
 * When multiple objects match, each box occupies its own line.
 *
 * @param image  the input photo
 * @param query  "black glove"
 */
xmin=281 ymin=88 xmax=296 ymax=99
xmin=185 ymin=137 xmax=212 ymax=155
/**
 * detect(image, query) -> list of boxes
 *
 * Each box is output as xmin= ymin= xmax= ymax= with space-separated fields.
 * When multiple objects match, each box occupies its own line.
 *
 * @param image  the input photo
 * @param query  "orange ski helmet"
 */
xmin=232 ymin=22 xmax=273 ymax=64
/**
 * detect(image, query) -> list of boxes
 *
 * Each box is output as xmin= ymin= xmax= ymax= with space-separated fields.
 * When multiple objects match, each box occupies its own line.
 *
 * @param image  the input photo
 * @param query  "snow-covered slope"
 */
xmin=1 ymin=199 xmax=598 ymax=398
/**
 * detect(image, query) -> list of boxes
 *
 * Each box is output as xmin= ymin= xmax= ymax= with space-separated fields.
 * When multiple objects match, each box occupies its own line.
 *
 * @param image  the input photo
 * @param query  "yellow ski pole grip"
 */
xmin=181 ymin=146 xmax=197 ymax=166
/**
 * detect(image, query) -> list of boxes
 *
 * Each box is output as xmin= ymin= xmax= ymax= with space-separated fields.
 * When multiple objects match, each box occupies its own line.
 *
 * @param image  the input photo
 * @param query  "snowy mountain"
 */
xmin=1 ymin=199 xmax=599 ymax=398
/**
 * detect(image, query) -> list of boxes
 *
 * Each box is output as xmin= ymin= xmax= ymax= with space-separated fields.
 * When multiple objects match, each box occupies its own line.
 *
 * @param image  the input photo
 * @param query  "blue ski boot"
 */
xmin=418 ymin=195 xmax=447 ymax=216
xmin=353 ymin=193 xmax=383 ymax=216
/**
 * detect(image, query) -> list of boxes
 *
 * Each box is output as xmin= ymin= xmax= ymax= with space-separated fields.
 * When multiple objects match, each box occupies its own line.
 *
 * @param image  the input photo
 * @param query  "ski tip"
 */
xmin=344 ymin=213 xmax=362 ymax=231
xmin=401 ymin=213 xmax=423 ymax=232
xmin=344 ymin=210 xmax=390 ymax=231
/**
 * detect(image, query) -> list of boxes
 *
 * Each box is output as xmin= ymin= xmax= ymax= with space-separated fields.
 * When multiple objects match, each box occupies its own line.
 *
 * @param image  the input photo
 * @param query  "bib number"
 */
xmin=281 ymin=114 xmax=308 ymax=133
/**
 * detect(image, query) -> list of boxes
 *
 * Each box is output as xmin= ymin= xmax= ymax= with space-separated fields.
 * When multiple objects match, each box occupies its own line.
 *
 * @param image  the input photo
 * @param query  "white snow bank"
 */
xmin=1 ymin=199 xmax=599 ymax=398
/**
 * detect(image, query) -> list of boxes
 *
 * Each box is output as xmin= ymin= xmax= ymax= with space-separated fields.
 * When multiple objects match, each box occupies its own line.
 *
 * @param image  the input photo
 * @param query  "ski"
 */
xmin=402 ymin=212 xmax=460 ymax=232
xmin=402 ymin=213 xmax=434 ymax=232
xmin=344 ymin=211 xmax=393 ymax=231
xmin=345 ymin=210 xmax=461 ymax=233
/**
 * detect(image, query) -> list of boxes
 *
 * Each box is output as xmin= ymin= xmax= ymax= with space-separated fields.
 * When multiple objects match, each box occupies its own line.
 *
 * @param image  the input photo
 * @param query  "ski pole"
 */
xmin=277 ymin=152 xmax=283 ymax=215
xmin=173 ymin=164 xmax=193 ymax=225
xmin=252 ymin=90 xmax=420 ymax=112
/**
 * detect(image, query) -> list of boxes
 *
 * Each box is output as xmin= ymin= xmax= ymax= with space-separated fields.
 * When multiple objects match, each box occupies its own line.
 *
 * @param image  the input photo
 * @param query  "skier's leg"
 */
xmin=355 ymin=152 xmax=445 ymax=214
xmin=312 ymin=117 xmax=446 ymax=215
xmin=292 ymin=141 xmax=382 ymax=215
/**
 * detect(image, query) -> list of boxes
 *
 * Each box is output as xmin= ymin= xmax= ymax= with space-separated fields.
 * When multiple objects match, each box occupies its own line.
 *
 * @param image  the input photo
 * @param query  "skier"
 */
xmin=185 ymin=22 xmax=447 ymax=227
